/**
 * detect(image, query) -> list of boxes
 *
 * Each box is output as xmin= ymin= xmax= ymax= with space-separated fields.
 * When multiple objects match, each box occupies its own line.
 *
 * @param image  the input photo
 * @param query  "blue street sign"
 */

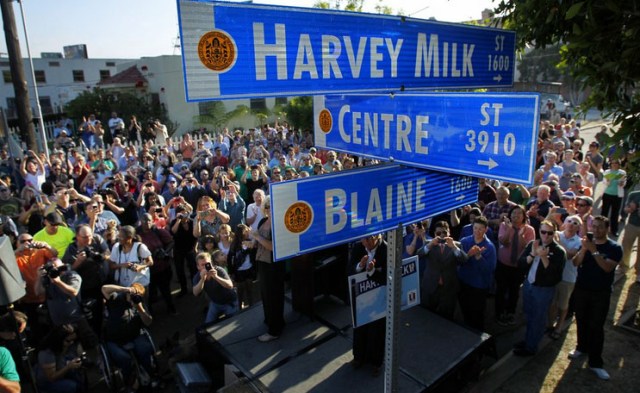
xmin=270 ymin=164 xmax=478 ymax=261
xmin=178 ymin=0 xmax=516 ymax=101
xmin=348 ymin=256 xmax=420 ymax=328
xmin=314 ymin=93 xmax=540 ymax=184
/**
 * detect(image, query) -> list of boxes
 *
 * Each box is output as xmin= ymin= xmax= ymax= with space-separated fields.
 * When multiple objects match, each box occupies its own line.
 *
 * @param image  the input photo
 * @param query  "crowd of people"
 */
xmin=0 ymin=113 xmax=638 ymax=389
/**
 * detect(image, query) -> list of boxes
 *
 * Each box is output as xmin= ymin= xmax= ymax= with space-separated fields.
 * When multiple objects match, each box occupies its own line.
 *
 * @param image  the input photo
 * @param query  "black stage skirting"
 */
xmin=197 ymin=296 xmax=494 ymax=392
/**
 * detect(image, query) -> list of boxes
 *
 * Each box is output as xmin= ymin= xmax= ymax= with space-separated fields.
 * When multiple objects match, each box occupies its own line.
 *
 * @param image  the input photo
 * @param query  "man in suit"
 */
xmin=418 ymin=221 xmax=466 ymax=320
xmin=349 ymin=233 xmax=387 ymax=377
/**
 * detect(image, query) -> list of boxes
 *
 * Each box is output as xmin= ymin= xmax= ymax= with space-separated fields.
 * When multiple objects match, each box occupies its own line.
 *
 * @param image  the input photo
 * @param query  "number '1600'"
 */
xmin=465 ymin=130 xmax=516 ymax=156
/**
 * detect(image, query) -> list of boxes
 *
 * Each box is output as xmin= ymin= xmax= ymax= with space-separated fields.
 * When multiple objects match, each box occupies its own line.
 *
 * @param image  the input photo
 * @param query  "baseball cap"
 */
xmin=577 ymin=196 xmax=593 ymax=206
xmin=562 ymin=191 xmax=576 ymax=199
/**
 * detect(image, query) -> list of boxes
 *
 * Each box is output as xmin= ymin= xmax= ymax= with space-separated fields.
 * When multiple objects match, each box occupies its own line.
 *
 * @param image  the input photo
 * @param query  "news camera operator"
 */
xmin=101 ymin=283 xmax=154 ymax=390
xmin=35 ymin=324 xmax=87 ymax=393
xmin=62 ymin=225 xmax=110 ymax=334
xmin=34 ymin=258 xmax=99 ymax=355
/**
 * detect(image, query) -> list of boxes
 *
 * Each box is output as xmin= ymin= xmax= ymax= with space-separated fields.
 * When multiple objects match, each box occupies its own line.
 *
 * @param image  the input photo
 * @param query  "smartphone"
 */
xmin=205 ymin=262 xmax=213 ymax=271
xmin=35 ymin=195 xmax=42 ymax=204
xmin=556 ymin=208 xmax=567 ymax=215
xmin=586 ymin=232 xmax=594 ymax=241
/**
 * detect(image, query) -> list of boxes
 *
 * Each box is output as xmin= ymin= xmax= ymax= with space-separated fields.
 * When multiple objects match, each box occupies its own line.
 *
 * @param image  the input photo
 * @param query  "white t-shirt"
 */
xmin=110 ymin=242 xmax=152 ymax=287
xmin=559 ymin=231 xmax=581 ymax=283
xmin=246 ymin=202 xmax=264 ymax=233
xmin=24 ymin=170 xmax=46 ymax=193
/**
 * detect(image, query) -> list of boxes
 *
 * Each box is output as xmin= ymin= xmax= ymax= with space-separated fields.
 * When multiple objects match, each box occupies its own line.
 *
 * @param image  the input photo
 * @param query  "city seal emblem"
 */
xmin=197 ymin=30 xmax=237 ymax=72
xmin=284 ymin=202 xmax=313 ymax=234
xmin=318 ymin=109 xmax=332 ymax=134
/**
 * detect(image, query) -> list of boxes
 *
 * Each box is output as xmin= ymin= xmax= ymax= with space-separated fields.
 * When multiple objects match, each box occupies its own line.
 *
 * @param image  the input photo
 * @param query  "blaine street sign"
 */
xmin=270 ymin=164 xmax=478 ymax=261
xmin=178 ymin=0 xmax=516 ymax=100
xmin=314 ymin=93 xmax=540 ymax=184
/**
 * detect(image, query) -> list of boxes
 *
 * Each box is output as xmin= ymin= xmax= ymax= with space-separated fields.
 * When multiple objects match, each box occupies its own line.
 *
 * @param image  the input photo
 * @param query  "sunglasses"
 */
xmin=568 ymin=221 xmax=580 ymax=226
xmin=540 ymin=230 xmax=554 ymax=236
xmin=576 ymin=203 xmax=589 ymax=207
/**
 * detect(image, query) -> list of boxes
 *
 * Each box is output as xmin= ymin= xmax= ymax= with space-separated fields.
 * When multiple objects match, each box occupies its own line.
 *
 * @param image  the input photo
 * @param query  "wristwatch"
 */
xmin=591 ymin=252 xmax=600 ymax=257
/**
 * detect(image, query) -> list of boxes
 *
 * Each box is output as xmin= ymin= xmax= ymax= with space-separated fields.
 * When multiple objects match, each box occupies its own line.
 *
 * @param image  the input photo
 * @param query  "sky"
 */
xmin=0 ymin=0 xmax=497 ymax=59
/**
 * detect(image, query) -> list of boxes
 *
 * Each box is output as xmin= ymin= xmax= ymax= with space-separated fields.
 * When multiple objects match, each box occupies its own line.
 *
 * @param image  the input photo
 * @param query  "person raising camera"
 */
xmin=34 ymin=258 xmax=99 ymax=357
xmin=192 ymin=251 xmax=238 ymax=325
xmin=62 ymin=225 xmax=110 ymax=334
xmin=101 ymin=283 xmax=154 ymax=390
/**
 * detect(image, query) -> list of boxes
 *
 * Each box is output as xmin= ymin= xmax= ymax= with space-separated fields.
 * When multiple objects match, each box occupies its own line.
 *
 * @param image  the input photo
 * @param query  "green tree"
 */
xmin=285 ymin=96 xmax=313 ymax=131
xmin=194 ymin=101 xmax=249 ymax=131
xmin=496 ymin=0 xmax=640 ymax=184
xmin=65 ymin=88 xmax=174 ymax=134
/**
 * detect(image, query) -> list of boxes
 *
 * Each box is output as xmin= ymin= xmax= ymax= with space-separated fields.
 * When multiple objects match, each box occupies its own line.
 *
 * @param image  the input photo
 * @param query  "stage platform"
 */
xmin=197 ymin=296 xmax=494 ymax=392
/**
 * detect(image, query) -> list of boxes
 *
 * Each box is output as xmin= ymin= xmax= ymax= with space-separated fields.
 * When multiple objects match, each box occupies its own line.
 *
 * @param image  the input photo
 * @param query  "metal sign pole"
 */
xmin=384 ymin=224 xmax=403 ymax=392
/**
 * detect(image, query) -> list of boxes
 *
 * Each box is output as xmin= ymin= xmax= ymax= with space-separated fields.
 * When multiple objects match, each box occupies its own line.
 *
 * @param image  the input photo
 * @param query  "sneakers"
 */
xmin=257 ymin=333 xmax=279 ymax=343
xmin=568 ymin=349 xmax=585 ymax=359
xmin=590 ymin=367 xmax=610 ymax=380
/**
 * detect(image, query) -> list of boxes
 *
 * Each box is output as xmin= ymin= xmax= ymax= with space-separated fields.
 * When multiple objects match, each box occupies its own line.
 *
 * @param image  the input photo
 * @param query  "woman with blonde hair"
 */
xmin=193 ymin=196 xmax=230 ymax=238
xmin=216 ymin=224 xmax=234 ymax=258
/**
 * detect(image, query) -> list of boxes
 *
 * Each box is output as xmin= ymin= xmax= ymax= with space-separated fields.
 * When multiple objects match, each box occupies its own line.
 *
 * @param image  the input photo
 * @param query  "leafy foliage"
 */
xmin=194 ymin=101 xmax=249 ymax=131
xmin=65 ymin=87 xmax=173 ymax=133
xmin=285 ymin=96 xmax=314 ymax=131
xmin=496 ymin=0 xmax=640 ymax=184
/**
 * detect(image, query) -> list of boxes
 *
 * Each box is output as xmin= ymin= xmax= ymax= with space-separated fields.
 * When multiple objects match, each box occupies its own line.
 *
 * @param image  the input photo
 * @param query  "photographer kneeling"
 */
xmin=62 ymin=224 xmax=110 ymax=334
xmin=101 ymin=283 xmax=154 ymax=390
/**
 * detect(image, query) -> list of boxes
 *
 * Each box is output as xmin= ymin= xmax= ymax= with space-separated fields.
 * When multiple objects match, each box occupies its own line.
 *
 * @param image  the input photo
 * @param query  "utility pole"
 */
xmin=1 ymin=0 xmax=37 ymax=150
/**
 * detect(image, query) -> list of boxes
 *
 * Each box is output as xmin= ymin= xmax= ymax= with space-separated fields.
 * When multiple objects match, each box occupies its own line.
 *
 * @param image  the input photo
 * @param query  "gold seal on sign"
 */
xmin=284 ymin=202 xmax=313 ymax=234
xmin=318 ymin=109 xmax=332 ymax=134
xmin=197 ymin=30 xmax=237 ymax=72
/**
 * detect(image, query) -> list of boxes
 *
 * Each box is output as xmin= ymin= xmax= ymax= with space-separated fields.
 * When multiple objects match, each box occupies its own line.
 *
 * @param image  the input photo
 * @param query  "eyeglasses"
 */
xmin=540 ymin=230 xmax=554 ymax=236
xmin=576 ymin=203 xmax=589 ymax=207
xmin=568 ymin=221 xmax=580 ymax=226
xmin=434 ymin=231 xmax=447 ymax=236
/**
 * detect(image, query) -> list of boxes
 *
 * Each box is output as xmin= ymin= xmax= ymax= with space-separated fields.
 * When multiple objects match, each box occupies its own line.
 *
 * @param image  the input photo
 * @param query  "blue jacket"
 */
xmin=458 ymin=235 xmax=497 ymax=290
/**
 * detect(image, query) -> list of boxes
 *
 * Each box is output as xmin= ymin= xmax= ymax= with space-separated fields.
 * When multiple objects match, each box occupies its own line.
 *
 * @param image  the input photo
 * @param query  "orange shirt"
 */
xmin=15 ymin=248 xmax=55 ymax=304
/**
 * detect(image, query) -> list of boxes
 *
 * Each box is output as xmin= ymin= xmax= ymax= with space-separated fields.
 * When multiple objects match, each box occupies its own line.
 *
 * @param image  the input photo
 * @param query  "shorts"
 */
xmin=552 ymin=281 xmax=575 ymax=310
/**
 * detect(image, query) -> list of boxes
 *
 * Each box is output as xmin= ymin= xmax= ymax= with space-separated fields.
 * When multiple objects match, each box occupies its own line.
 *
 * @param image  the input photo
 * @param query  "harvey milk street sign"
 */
xmin=314 ymin=93 xmax=540 ymax=184
xmin=270 ymin=164 xmax=478 ymax=261
xmin=178 ymin=0 xmax=516 ymax=100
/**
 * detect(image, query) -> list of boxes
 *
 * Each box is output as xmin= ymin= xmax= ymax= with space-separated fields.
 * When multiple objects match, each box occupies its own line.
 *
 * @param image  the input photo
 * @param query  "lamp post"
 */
xmin=17 ymin=0 xmax=49 ymax=159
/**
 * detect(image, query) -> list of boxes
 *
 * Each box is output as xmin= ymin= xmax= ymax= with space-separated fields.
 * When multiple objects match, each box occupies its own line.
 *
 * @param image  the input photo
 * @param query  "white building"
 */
xmin=0 ymin=56 xmax=130 ymax=118
xmin=1 ymin=54 xmax=290 ymax=137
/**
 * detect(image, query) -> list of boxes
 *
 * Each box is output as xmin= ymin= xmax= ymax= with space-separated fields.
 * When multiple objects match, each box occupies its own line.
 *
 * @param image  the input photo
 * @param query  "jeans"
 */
xmin=522 ymin=281 xmax=556 ymax=352
xmin=205 ymin=300 xmax=239 ymax=324
xmin=573 ymin=287 xmax=611 ymax=368
xmin=105 ymin=335 xmax=154 ymax=383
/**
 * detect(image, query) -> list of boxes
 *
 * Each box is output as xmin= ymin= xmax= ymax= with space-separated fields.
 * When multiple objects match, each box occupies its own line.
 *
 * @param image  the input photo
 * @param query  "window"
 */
xmin=250 ymin=98 xmax=266 ymax=110
xmin=99 ymin=69 xmax=110 ymax=80
xmin=105 ymin=61 xmax=116 ymax=67
xmin=34 ymin=70 xmax=46 ymax=83
xmin=72 ymin=70 xmax=84 ymax=82
xmin=2 ymin=70 xmax=11 ymax=83
xmin=39 ymin=97 xmax=53 ymax=114
xmin=48 ymin=61 xmax=60 ymax=67
xmin=275 ymin=97 xmax=288 ymax=106
xmin=198 ymin=101 xmax=215 ymax=116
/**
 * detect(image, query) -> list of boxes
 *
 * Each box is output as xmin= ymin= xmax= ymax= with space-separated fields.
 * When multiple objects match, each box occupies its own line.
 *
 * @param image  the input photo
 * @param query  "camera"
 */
xmin=556 ymin=208 xmax=567 ymax=215
xmin=85 ymin=248 xmax=103 ymax=263
xmin=80 ymin=352 xmax=88 ymax=365
xmin=42 ymin=262 xmax=68 ymax=279
xmin=205 ymin=262 xmax=213 ymax=271
xmin=586 ymin=232 xmax=594 ymax=241
xmin=131 ymin=293 xmax=143 ymax=304
xmin=438 ymin=238 xmax=447 ymax=244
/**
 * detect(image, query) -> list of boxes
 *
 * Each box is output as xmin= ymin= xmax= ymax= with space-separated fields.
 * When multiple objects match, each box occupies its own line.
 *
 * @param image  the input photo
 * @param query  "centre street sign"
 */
xmin=178 ymin=0 xmax=516 ymax=101
xmin=314 ymin=93 xmax=540 ymax=184
xmin=269 ymin=164 xmax=478 ymax=261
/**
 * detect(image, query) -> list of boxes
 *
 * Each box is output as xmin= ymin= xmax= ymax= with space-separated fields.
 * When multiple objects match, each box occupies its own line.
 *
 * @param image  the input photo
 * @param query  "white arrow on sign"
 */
xmin=455 ymin=195 xmax=466 ymax=202
xmin=478 ymin=158 xmax=498 ymax=170
xmin=493 ymin=75 xmax=502 ymax=82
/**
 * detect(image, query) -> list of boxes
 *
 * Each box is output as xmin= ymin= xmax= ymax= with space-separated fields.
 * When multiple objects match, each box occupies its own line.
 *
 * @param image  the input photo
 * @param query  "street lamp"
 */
xmin=17 ymin=0 xmax=49 ymax=159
